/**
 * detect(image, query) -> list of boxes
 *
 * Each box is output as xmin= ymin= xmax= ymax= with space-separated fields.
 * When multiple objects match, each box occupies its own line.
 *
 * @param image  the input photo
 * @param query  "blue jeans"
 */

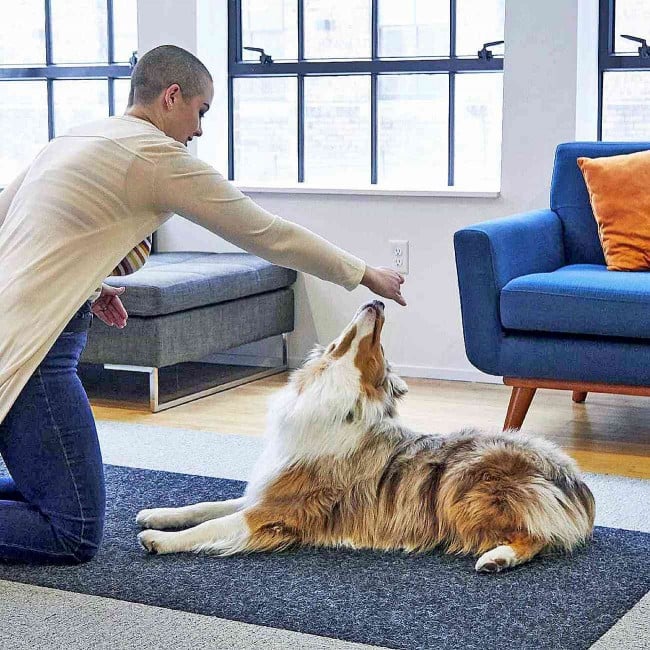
xmin=0 ymin=301 xmax=105 ymax=564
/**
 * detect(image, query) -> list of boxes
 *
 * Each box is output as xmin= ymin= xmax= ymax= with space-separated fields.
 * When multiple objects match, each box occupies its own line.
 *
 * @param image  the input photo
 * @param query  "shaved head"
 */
xmin=128 ymin=44 xmax=212 ymax=106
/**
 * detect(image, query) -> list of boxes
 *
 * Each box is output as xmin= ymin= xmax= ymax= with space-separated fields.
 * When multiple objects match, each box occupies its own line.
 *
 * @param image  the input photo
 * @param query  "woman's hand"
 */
xmin=360 ymin=266 xmax=406 ymax=306
xmin=91 ymin=284 xmax=128 ymax=328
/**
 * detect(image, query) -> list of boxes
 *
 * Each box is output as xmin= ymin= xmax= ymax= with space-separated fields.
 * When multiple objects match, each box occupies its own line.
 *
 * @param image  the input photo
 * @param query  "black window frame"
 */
xmin=598 ymin=0 xmax=650 ymax=140
xmin=227 ymin=0 xmax=504 ymax=187
xmin=0 ymin=0 xmax=135 ymax=141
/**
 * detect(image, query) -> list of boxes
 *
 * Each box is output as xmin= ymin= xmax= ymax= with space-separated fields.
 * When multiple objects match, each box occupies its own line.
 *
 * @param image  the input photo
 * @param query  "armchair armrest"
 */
xmin=453 ymin=209 xmax=564 ymax=374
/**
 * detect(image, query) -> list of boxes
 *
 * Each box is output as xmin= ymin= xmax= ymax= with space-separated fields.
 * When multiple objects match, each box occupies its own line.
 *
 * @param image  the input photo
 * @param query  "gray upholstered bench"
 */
xmin=80 ymin=251 xmax=296 ymax=411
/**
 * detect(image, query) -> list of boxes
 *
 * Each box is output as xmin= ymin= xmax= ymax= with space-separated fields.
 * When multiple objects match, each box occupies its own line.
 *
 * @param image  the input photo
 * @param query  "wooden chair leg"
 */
xmin=572 ymin=391 xmax=587 ymax=403
xmin=504 ymin=386 xmax=537 ymax=430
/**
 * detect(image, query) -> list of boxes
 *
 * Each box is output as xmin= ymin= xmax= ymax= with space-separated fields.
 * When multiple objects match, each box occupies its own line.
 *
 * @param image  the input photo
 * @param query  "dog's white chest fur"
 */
xmin=244 ymin=381 xmax=365 ymax=500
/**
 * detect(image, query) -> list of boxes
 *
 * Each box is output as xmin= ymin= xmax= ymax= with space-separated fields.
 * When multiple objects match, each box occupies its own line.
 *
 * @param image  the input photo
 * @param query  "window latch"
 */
xmin=477 ymin=40 xmax=504 ymax=60
xmin=243 ymin=47 xmax=273 ymax=65
xmin=129 ymin=51 xmax=138 ymax=70
xmin=620 ymin=34 xmax=650 ymax=58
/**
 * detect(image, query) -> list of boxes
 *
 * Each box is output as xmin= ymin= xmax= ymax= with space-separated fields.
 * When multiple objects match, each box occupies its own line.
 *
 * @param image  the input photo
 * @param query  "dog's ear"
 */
xmin=387 ymin=373 xmax=408 ymax=400
xmin=345 ymin=401 xmax=364 ymax=424
xmin=303 ymin=344 xmax=326 ymax=364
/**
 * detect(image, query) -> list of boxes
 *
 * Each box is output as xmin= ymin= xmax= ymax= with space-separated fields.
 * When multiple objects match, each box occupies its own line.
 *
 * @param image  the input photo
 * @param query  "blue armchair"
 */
xmin=454 ymin=142 xmax=650 ymax=429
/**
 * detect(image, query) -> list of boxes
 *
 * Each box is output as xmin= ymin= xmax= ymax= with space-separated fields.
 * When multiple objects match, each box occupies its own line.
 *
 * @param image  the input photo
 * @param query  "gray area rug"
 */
xmin=0 ymin=464 xmax=648 ymax=650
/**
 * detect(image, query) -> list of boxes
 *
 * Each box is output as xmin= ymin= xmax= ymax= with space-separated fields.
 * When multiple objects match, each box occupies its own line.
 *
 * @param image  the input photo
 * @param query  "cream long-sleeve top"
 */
xmin=0 ymin=115 xmax=366 ymax=423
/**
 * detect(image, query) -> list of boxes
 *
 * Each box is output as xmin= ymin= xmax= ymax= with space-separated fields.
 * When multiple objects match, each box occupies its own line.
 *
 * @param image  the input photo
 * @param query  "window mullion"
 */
xmin=107 ymin=0 xmax=114 ymax=116
xmin=44 ymin=0 xmax=54 ymax=140
xmin=298 ymin=0 xmax=304 ymax=61
xmin=597 ymin=0 xmax=611 ymax=140
xmin=371 ymin=0 xmax=378 ymax=59
xmin=371 ymin=0 xmax=378 ymax=184
xmin=107 ymin=0 xmax=114 ymax=64
xmin=448 ymin=73 xmax=455 ymax=187
xmin=448 ymin=0 xmax=457 ymax=186
xmin=298 ymin=75 xmax=305 ymax=183
xmin=228 ymin=76 xmax=235 ymax=180
xmin=108 ymin=77 xmax=115 ymax=116
xmin=298 ymin=0 xmax=304 ymax=182
xmin=371 ymin=73 xmax=377 ymax=185
xmin=227 ymin=0 xmax=238 ymax=179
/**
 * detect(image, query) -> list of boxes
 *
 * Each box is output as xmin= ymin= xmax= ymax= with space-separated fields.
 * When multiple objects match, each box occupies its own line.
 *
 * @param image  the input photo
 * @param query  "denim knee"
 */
xmin=50 ymin=513 xmax=105 ymax=564
xmin=70 ymin=539 xmax=102 ymax=564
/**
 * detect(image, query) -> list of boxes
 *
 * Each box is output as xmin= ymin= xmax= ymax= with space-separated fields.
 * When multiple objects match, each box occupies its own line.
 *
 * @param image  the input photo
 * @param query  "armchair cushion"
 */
xmin=577 ymin=150 xmax=650 ymax=271
xmin=501 ymin=264 xmax=650 ymax=339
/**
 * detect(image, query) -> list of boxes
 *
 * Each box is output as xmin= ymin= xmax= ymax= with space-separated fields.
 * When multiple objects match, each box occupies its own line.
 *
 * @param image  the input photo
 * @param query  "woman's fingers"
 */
xmin=92 ymin=298 xmax=127 ymax=327
xmin=112 ymin=295 xmax=128 ymax=320
xmin=105 ymin=299 xmax=127 ymax=327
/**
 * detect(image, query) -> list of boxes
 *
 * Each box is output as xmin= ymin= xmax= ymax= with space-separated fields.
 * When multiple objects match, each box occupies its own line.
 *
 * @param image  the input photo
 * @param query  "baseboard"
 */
xmin=391 ymin=364 xmax=502 ymax=384
xmin=207 ymin=353 xmax=502 ymax=385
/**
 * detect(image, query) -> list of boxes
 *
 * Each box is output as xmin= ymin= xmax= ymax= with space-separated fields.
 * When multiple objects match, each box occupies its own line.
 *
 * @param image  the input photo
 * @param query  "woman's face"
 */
xmin=163 ymin=79 xmax=214 ymax=146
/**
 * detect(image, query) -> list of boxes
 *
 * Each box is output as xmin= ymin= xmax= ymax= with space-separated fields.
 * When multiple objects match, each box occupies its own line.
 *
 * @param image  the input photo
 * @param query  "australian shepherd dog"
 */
xmin=137 ymin=301 xmax=595 ymax=572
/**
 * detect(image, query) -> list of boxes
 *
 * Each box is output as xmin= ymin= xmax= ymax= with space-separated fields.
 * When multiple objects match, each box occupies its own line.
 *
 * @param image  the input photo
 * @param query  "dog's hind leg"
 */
xmin=138 ymin=510 xmax=251 ymax=555
xmin=136 ymin=497 xmax=247 ymax=530
xmin=475 ymin=533 xmax=546 ymax=573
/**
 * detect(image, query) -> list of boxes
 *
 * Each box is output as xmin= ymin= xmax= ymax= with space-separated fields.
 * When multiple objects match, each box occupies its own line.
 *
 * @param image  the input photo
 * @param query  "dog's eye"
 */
xmin=345 ymin=411 xmax=355 ymax=423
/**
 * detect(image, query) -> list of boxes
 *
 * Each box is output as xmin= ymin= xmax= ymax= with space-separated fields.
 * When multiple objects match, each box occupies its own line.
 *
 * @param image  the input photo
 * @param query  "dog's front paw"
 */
xmin=136 ymin=507 xmax=175 ymax=530
xmin=138 ymin=530 xmax=172 ymax=555
xmin=475 ymin=545 xmax=517 ymax=573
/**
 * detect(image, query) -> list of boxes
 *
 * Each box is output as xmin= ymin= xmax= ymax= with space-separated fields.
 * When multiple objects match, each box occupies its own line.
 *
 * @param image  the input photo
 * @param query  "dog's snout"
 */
xmin=366 ymin=300 xmax=384 ymax=315
xmin=363 ymin=300 xmax=384 ymax=313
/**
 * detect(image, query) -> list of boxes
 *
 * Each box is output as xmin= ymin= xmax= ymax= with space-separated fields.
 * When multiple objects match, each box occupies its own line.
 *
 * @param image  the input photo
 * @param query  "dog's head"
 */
xmin=289 ymin=301 xmax=408 ymax=427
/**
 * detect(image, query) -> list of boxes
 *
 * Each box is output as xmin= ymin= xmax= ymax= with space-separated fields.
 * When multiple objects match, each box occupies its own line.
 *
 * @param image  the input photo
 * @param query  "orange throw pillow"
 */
xmin=577 ymin=150 xmax=650 ymax=271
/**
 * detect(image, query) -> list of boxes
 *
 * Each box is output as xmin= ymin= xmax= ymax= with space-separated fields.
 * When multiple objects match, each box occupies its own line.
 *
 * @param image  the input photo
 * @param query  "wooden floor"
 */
xmin=91 ymin=374 xmax=650 ymax=480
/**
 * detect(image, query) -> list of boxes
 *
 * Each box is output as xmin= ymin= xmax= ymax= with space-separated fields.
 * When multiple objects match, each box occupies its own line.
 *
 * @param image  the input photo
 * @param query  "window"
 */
xmin=599 ymin=0 xmax=650 ymax=140
xmin=0 ymin=0 xmax=137 ymax=186
xmin=228 ymin=0 xmax=504 ymax=190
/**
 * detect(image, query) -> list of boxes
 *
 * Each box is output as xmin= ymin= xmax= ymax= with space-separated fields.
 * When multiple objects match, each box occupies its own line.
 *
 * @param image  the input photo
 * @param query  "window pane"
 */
xmin=304 ymin=0 xmax=371 ymax=59
xmin=304 ymin=76 xmax=370 ymax=185
xmin=113 ymin=78 xmax=132 ymax=114
xmin=53 ymin=80 xmax=109 ymax=136
xmin=602 ymin=72 xmax=650 ymax=141
xmin=112 ymin=0 xmax=138 ymax=63
xmin=378 ymin=0 xmax=449 ymax=58
xmin=614 ymin=0 xmax=650 ymax=54
xmin=454 ymin=73 xmax=503 ymax=188
xmin=456 ymin=0 xmax=504 ymax=57
xmin=378 ymin=74 xmax=448 ymax=187
xmin=0 ymin=81 xmax=49 ymax=186
xmin=0 ymin=0 xmax=45 ymax=65
xmin=233 ymin=77 xmax=297 ymax=183
xmin=51 ymin=0 xmax=108 ymax=64
xmin=242 ymin=0 xmax=297 ymax=62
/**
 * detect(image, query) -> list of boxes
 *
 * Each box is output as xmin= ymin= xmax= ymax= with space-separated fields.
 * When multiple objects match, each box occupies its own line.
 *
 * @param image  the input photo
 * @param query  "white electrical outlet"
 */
xmin=389 ymin=239 xmax=409 ymax=274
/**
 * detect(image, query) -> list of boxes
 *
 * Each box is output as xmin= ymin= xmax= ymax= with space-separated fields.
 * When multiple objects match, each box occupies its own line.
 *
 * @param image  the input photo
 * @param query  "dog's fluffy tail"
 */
xmin=436 ymin=434 xmax=595 ymax=556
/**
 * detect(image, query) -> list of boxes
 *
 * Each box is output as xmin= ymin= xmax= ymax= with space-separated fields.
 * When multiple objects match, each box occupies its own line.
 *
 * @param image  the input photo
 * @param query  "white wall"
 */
xmin=137 ymin=0 xmax=599 ymax=380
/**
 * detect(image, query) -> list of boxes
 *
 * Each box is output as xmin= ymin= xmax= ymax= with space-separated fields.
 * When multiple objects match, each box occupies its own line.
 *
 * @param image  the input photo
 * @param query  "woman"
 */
xmin=0 ymin=45 xmax=405 ymax=564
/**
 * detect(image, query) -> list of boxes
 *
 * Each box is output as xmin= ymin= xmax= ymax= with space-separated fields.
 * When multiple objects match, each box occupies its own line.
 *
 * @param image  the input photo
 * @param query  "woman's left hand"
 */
xmin=92 ymin=284 xmax=128 ymax=328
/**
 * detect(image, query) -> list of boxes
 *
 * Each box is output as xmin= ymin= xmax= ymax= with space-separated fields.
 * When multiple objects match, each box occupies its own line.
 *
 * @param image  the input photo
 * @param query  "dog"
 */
xmin=137 ymin=300 xmax=595 ymax=572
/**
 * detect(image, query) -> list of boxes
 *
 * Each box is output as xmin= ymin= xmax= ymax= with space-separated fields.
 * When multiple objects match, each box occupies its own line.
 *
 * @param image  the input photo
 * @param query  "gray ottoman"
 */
xmin=81 ymin=252 xmax=296 ymax=411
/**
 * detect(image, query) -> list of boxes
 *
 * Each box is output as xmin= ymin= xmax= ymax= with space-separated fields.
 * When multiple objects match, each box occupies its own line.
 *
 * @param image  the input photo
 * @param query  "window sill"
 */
xmin=234 ymin=183 xmax=500 ymax=198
